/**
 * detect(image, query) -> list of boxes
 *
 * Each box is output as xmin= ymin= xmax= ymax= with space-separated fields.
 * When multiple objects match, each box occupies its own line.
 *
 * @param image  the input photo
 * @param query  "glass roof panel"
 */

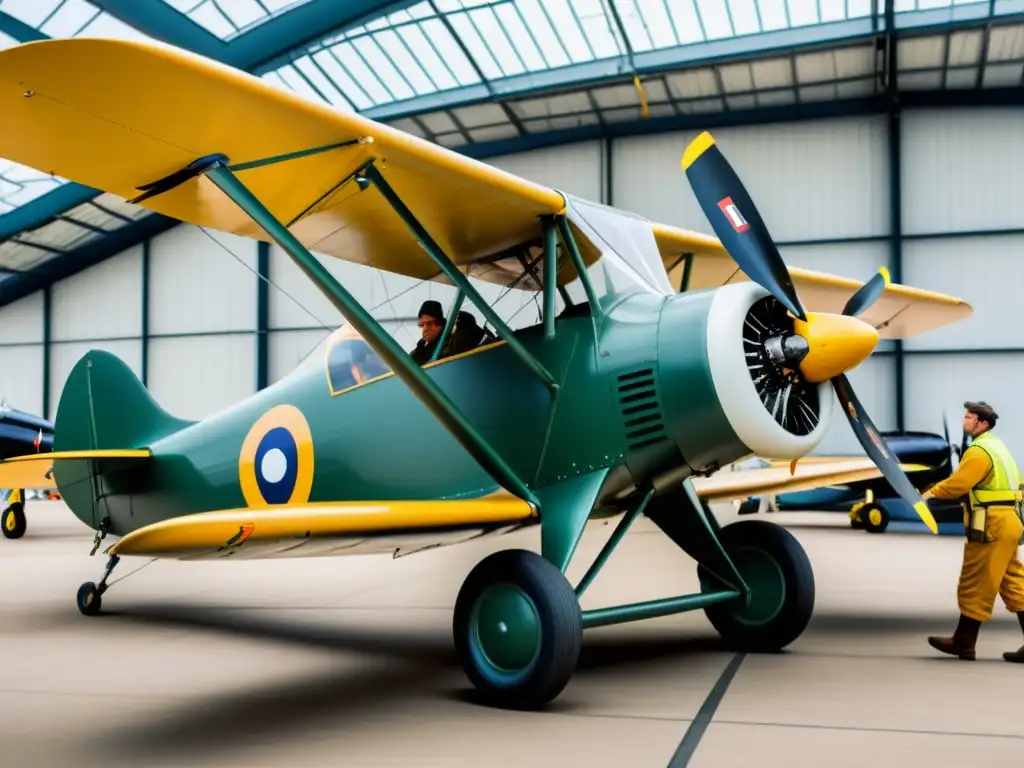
xmin=0 ymin=2 xmax=161 ymax=228
xmin=157 ymin=0 xmax=319 ymax=41
xmin=265 ymin=0 xmax=937 ymax=115
xmin=0 ymin=0 xmax=153 ymax=39
xmin=0 ymin=162 xmax=65 ymax=216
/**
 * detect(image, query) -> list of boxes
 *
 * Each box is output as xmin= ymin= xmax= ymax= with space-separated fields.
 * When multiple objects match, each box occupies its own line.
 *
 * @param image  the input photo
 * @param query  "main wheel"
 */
xmin=698 ymin=519 xmax=814 ymax=652
xmin=1 ymin=502 xmax=26 ymax=540
xmin=77 ymin=582 xmax=102 ymax=616
xmin=849 ymin=503 xmax=865 ymax=529
xmin=453 ymin=549 xmax=582 ymax=710
xmin=860 ymin=503 xmax=889 ymax=534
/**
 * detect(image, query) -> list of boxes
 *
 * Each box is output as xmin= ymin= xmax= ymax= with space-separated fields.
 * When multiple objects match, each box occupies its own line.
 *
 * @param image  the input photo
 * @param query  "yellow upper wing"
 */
xmin=653 ymin=223 xmax=973 ymax=339
xmin=691 ymin=458 xmax=928 ymax=503
xmin=0 ymin=38 xmax=563 ymax=282
xmin=0 ymin=37 xmax=973 ymax=334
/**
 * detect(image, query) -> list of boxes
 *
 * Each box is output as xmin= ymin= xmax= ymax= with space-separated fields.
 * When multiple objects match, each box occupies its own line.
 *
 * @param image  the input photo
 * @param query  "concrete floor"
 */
xmin=2 ymin=502 xmax=1024 ymax=767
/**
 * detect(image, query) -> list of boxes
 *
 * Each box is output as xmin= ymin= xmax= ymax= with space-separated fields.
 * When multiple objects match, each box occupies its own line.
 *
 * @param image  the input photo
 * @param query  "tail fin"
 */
xmin=0 ymin=351 xmax=190 ymax=493
xmin=54 ymin=350 xmax=192 ymax=452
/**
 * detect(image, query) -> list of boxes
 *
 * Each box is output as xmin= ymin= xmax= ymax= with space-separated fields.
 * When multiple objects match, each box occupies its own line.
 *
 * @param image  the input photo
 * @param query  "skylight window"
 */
xmin=157 ymin=0 xmax=319 ymax=40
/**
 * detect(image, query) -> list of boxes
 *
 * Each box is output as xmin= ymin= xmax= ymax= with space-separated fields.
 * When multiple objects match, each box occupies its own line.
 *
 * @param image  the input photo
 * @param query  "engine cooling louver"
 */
xmin=743 ymin=296 xmax=821 ymax=436
xmin=616 ymin=368 xmax=668 ymax=451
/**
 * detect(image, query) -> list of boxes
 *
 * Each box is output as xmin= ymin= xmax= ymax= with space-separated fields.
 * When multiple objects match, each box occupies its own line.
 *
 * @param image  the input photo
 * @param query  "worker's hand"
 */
xmin=922 ymin=491 xmax=934 ymax=501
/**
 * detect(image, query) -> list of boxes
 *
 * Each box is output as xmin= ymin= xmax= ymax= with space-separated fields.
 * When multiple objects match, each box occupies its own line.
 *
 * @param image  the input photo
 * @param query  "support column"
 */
xmin=885 ymin=0 xmax=905 ymax=432
xmin=42 ymin=285 xmax=51 ymax=419
xmin=256 ymin=241 xmax=270 ymax=391
xmin=140 ymin=239 xmax=150 ymax=387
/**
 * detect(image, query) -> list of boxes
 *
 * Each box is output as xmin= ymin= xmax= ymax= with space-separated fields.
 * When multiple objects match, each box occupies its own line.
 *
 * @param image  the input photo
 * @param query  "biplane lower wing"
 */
xmin=691 ymin=458 xmax=929 ymax=503
xmin=107 ymin=498 xmax=537 ymax=561
xmin=107 ymin=460 xmax=923 ymax=561
xmin=0 ymin=449 xmax=151 ymax=489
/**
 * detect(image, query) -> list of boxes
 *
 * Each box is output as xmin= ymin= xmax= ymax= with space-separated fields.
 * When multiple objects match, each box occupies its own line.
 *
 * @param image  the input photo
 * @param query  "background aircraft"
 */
xmin=734 ymin=418 xmax=970 ymax=533
xmin=0 ymin=400 xmax=54 ymax=539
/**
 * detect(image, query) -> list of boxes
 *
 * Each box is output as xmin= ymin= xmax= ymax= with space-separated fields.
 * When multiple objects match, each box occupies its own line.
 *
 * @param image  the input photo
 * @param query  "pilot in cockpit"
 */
xmin=440 ymin=310 xmax=491 ymax=359
xmin=410 ymin=300 xmax=445 ymax=365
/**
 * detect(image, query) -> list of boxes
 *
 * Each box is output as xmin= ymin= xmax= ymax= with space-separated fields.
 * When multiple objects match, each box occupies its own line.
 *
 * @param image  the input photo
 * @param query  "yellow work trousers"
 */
xmin=958 ymin=506 xmax=1024 ymax=622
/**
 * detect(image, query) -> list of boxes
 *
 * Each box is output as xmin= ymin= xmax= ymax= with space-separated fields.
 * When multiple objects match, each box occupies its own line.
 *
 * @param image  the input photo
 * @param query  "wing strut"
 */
xmin=200 ymin=163 xmax=541 ymax=507
xmin=361 ymin=162 xmax=559 ymax=394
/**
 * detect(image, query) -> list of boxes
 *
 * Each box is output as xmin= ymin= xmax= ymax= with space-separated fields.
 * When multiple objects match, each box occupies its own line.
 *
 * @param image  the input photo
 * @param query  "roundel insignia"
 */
xmin=239 ymin=404 xmax=314 ymax=507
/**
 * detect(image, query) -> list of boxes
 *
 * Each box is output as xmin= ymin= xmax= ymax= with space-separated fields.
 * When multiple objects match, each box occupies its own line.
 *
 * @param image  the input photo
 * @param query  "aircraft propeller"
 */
xmin=682 ymin=131 xmax=939 ymax=534
xmin=943 ymin=412 xmax=969 ymax=462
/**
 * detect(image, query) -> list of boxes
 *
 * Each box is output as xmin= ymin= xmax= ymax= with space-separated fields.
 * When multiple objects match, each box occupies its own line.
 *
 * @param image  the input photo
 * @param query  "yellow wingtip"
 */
xmin=682 ymin=131 xmax=715 ymax=171
xmin=914 ymin=501 xmax=939 ymax=534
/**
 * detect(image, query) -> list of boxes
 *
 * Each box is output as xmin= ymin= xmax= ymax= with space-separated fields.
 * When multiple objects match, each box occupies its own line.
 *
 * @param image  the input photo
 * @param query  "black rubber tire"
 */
xmin=1 ymin=502 xmax=26 ymax=540
xmin=698 ymin=519 xmax=815 ymax=652
xmin=453 ymin=549 xmax=582 ymax=710
xmin=77 ymin=582 xmax=102 ymax=616
xmin=860 ymin=503 xmax=889 ymax=534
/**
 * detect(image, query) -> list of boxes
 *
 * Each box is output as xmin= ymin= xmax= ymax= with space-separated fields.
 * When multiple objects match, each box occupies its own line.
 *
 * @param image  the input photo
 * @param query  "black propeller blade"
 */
xmin=682 ymin=130 xmax=938 ymax=534
xmin=832 ymin=374 xmax=938 ymax=534
xmin=682 ymin=132 xmax=806 ymax=321
xmin=843 ymin=267 xmax=890 ymax=317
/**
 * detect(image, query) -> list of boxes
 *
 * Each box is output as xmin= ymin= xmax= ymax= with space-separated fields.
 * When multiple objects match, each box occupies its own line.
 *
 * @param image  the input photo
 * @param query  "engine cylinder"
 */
xmin=656 ymin=282 xmax=834 ymax=473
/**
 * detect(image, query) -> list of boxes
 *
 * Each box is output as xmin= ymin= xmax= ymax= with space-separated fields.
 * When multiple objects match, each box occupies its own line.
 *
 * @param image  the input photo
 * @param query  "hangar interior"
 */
xmin=1 ymin=0 xmax=1022 ymax=458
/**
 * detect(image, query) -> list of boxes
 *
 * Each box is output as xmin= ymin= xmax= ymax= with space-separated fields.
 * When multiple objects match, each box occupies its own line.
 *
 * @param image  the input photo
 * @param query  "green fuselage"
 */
xmin=54 ymin=287 xmax=751 ymax=536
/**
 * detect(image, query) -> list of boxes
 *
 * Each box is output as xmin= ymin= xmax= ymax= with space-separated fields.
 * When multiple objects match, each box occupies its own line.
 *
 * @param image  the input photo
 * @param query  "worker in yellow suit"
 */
xmin=924 ymin=401 xmax=1024 ymax=661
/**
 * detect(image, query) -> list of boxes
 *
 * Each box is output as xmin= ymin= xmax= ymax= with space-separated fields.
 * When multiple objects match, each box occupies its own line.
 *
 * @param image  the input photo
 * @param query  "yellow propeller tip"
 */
xmin=914 ymin=501 xmax=939 ymax=534
xmin=879 ymin=266 xmax=891 ymax=286
xmin=682 ymin=131 xmax=715 ymax=171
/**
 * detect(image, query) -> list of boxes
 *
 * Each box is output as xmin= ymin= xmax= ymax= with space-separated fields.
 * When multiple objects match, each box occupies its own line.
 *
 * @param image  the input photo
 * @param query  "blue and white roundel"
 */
xmin=254 ymin=426 xmax=300 ymax=504
xmin=239 ymin=405 xmax=314 ymax=507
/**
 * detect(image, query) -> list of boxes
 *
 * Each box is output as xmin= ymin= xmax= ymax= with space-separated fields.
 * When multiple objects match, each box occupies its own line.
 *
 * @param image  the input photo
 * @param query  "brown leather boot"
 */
xmin=1003 ymin=612 xmax=1024 ymax=662
xmin=928 ymin=614 xmax=981 ymax=660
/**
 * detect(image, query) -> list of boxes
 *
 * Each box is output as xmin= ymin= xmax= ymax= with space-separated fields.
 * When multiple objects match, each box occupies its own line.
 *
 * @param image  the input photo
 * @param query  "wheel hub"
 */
xmin=472 ymin=583 xmax=541 ymax=672
xmin=727 ymin=546 xmax=786 ymax=626
xmin=4 ymin=510 xmax=14 ymax=531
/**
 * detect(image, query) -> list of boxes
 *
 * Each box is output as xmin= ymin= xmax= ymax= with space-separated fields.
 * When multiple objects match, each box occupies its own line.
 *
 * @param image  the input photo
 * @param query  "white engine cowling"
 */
xmin=705 ymin=282 xmax=834 ymax=460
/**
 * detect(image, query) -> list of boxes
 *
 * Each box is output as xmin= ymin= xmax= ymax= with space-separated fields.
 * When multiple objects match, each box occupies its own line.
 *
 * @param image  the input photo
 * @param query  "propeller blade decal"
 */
xmin=842 ymin=267 xmax=890 ymax=317
xmin=682 ymin=131 xmax=806 ymax=321
xmin=832 ymin=374 xmax=939 ymax=534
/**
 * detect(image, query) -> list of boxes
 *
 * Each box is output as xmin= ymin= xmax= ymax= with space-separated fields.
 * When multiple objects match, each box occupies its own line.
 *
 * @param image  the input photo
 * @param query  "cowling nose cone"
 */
xmin=792 ymin=312 xmax=879 ymax=383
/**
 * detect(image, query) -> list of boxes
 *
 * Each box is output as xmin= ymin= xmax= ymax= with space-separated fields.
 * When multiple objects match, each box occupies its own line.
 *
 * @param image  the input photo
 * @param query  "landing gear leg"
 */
xmin=646 ymin=480 xmax=815 ymax=652
xmin=77 ymin=554 xmax=120 ymax=616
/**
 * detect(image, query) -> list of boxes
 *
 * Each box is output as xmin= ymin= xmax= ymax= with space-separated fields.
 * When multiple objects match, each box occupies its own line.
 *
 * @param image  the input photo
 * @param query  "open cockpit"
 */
xmin=288 ymin=193 xmax=675 ymax=397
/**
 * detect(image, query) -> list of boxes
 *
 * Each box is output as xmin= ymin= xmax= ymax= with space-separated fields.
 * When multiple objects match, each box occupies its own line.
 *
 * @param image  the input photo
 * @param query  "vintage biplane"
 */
xmin=0 ymin=401 xmax=53 ymax=539
xmin=0 ymin=38 xmax=972 ymax=710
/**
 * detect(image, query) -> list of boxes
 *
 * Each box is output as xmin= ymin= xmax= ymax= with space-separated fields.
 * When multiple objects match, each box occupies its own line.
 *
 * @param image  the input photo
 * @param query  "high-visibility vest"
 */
xmin=967 ymin=431 xmax=1022 ymax=507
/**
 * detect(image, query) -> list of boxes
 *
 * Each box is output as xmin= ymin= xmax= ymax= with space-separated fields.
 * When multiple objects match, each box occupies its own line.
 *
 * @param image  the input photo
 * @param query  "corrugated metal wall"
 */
xmin=901 ymin=107 xmax=1024 ymax=458
xmin=1 ymin=111 xmax=1018 ymax=460
xmin=0 ymin=291 xmax=44 ymax=416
